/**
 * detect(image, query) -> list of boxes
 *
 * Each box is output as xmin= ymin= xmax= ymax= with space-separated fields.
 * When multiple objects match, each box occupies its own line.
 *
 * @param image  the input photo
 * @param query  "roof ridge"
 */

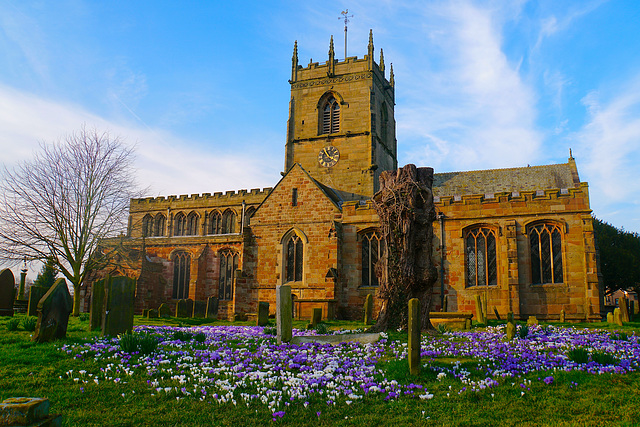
xmin=434 ymin=162 xmax=570 ymax=176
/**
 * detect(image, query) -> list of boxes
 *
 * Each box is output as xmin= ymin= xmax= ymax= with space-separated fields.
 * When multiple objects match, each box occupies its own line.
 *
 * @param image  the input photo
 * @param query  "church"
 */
xmin=90 ymin=31 xmax=602 ymax=322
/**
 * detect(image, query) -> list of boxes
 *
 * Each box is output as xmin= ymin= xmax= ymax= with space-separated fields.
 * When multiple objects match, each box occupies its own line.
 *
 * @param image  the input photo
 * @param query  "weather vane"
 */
xmin=339 ymin=9 xmax=354 ymax=59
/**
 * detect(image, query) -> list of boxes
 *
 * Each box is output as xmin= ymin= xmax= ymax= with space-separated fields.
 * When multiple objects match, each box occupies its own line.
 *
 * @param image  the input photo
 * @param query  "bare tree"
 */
xmin=0 ymin=126 xmax=141 ymax=315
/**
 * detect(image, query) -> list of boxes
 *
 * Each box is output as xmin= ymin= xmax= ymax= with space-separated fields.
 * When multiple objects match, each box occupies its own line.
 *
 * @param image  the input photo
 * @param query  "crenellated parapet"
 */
xmin=130 ymin=187 xmax=272 ymax=213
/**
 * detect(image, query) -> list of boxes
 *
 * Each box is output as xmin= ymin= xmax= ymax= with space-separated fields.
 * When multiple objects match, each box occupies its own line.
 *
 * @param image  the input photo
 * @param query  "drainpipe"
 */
xmin=437 ymin=212 xmax=446 ymax=311
xmin=241 ymin=200 xmax=246 ymax=233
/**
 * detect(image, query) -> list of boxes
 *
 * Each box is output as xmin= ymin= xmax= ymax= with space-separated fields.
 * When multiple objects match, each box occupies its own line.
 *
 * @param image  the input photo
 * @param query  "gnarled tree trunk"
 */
xmin=369 ymin=164 xmax=438 ymax=332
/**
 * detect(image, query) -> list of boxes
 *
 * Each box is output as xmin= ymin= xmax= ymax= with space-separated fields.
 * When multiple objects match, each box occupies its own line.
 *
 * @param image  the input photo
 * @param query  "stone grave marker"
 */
xmin=506 ymin=322 xmax=516 ymax=340
xmin=474 ymin=294 xmax=485 ymax=324
xmin=185 ymin=298 xmax=194 ymax=318
xmin=27 ymin=286 xmax=47 ymax=317
xmin=619 ymin=296 xmax=630 ymax=323
xmin=206 ymin=296 xmax=219 ymax=319
xmin=276 ymin=285 xmax=292 ymax=344
xmin=0 ymin=268 xmax=16 ymax=317
xmin=408 ymin=298 xmax=421 ymax=375
xmin=142 ymin=308 xmax=149 ymax=317
xmin=193 ymin=300 xmax=207 ymax=318
xmin=526 ymin=316 xmax=539 ymax=326
xmin=32 ymin=278 xmax=72 ymax=343
xmin=613 ymin=308 xmax=623 ymax=326
xmin=560 ymin=309 xmax=566 ymax=323
xmin=493 ymin=307 xmax=501 ymax=321
xmin=257 ymin=301 xmax=269 ymax=326
xmin=507 ymin=311 xmax=514 ymax=323
xmin=363 ymin=294 xmax=373 ymax=325
xmin=90 ymin=278 xmax=106 ymax=331
xmin=158 ymin=303 xmax=172 ymax=318
xmin=147 ymin=308 xmax=159 ymax=319
xmin=102 ymin=276 xmax=135 ymax=337
xmin=311 ymin=307 xmax=322 ymax=328
xmin=606 ymin=312 xmax=614 ymax=323
xmin=176 ymin=299 xmax=189 ymax=318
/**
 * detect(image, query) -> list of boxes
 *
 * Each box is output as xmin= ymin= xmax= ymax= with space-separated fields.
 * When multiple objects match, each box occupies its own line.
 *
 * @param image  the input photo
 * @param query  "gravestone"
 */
xmin=147 ymin=308 xmax=159 ymax=319
xmin=464 ymin=318 xmax=471 ymax=330
xmin=158 ymin=303 xmax=172 ymax=318
xmin=142 ymin=309 xmax=149 ymax=317
xmin=192 ymin=300 xmax=207 ymax=318
xmin=176 ymin=299 xmax=190 ymax=318
xmin=408 ymin=298 xmax=421 ymax=375
xmin=363 ymin=294 xmax=373 ymax=325
xmin=507 ymin=312 xmax=514 ymax=323
xmin=276 ymin=285 xmax=292 ymax=344
xmin=32 ymin=278 xmax=72 ymax=343
xmin=526 ymin=316 xmax=539 ymax=326
xmin=206 ymin=296 xmax=219 ymax=319
xmin=90 ymin=278 xmax=106 ymax=331
xmin=493 ymin=307 xmax=501 ymax=321
xmin=0 ymin=269 xmax=16 ymax=317
xmin=506 ymin=322 xmax=516 ymax=340
xmin=474 ymin=294 xmax=485 ymax=324
xmin=606 ymin=312 xmax=614 ymax=323
xmin=257 ymin=301 xmax=269 ymax=326
xmin=613 ymin=308 xmax=623 ymax=326
xmin=27 ymin=286 xmax=47 ymax=317
xmin=311 ymin=307 xmax=322 ymax=328
xmin=619 ymin=296 xmax=630 ymax=323
xmin=560 ymin=309 xmax=566 ymax=323
xmin=102 ymin=276 xmax=136 ymax=337
xmin=185 ymin=299 xmax=194 ymax=318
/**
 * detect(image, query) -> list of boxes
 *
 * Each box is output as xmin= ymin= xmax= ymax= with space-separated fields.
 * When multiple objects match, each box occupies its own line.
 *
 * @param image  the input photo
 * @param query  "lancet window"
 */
xmin=529 ymin=223 xmax=563 ymax=284
xmin=219 ymin=250 xmax=239 ymax=301
xmin=285 ymin=234 xmax=303 ymax=283
xmin=172 ymin=251 xmax=190 ymax=299
xmin=361 ymin=231 xmax=383 ymax=287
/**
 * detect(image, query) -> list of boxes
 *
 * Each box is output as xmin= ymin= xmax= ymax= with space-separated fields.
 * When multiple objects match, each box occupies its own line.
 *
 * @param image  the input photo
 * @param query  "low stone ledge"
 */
xmin=290 ymin=332 xmax=380 ymax=346
xmin=0 ymin=397 xmax=61 ymax=426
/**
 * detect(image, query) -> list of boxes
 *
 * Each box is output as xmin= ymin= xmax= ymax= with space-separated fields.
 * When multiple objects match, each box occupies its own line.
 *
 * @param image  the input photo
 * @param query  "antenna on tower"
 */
xmin=339 ymin=9 xmax=354 ymax=60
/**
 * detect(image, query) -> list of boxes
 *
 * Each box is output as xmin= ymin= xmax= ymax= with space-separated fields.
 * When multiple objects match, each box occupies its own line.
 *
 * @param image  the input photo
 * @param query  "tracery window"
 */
xmin=222 ymin=210 xmax=236 ymax=234
xmin=208 ymin=211 xmax=222 ymax=235
xmin=529 ymin=223 xmax=563 ymax=284
xmin=321 ymin=95 xmax=340 ymax=134
xmin=465 ymin=227 xmax=498 ymax=287
xmin=174 ymin=213 xmax=187 ymax=236
xmin=362 ymin=231 xmax=384 ymax=286
xmin=142 ymin=214 xmax=153 ymax=237
xmin=186 ymin=212 xmax=199 ymax=236
xmin=154 ymin=214 xmax=166 ymax=237
xmin=244 ymin=207 xmax=256 ymax=226
xmin=219 ymin=250 xmax=239 ymax=301
xmin=172 ymin=251 xmax=190 ymax=299
xmin=285 ymin=234 xmax=303 ymax=283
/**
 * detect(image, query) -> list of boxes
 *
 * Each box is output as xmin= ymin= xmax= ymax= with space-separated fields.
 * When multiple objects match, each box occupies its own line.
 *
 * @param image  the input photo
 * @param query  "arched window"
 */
xmin=245 ymin=206 xmax=256 ymax=226
xmin=174 ymin=213 xmax=187 ymax=236
xmin=208 ymin=211 xmax=222 ymax=235
xmin=320 ymin=95 xmax=340 ymax=134
xmin=154 ymin=214 xmax=166 ymax=237
xmin=142 ymin=214 xmax=153 ymax=237
xmin=529 ymin=223 xmax=563 ymax=284
xmin=186 ymin=212 xmax=199 ymax=236
xmin=362 ymin=231 xmax=383 ymax=286
xmin=172 ymin=251 xmax=190 ymax=299
xmin=219 ymin=250 xmax=239 ymax=301
xmin=222 ymin=210 xmax=236 ymax=234
xmin=285 ymin=234 xmax=304 ymax=283
xmin=465 ymin=227 xmax=498 ymax=287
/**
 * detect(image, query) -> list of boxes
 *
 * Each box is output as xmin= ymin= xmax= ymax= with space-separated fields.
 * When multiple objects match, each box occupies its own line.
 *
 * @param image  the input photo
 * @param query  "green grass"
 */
xmin=1 ymin=314 xmax=640 ymax=426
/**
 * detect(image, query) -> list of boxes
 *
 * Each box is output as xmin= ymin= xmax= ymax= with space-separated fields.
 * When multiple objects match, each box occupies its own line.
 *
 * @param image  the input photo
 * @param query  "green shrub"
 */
xmin=119 ymin=331 xmax=139 ymax=353
xmin=22 ymin=316 xmax=37 ymax=332
xmin=611 ymin=332 xmax=628 ymax=341
xmin=436 ymin=323 xmax=450 ymax=334
xmin=518 ymin=325 xmax=529 ymax=339
xmin=263 ymin=326 xmax=277 ymax=335
xmin=137 ymin=333 xmax=159 ymax=355
xmin=7 ymin=318 xmax=20 ymax=331
xmin=591 ymin=351 xmax=617 ymax=366
xmin=314 ymin=322 xmax=330 ymax=335
xmin=194 ymin=332 xmax=206 ymax=343
xmin=172 ymin=330 xmax=193 ymax=342
xmin=568 ymin=347 xmax=589 ymax=364
xmin=119 ymin=331 xmax=158 ymax=355
xmin=79 ymin=313 xmax=90 ymax=322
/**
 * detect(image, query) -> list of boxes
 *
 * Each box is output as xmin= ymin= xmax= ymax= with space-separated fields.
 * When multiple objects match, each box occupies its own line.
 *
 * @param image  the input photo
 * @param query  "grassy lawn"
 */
xmin=1 ymin=314 xmax=639 ymax=426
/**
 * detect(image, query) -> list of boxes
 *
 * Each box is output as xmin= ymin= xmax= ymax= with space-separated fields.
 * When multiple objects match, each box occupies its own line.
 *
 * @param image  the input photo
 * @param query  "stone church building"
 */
xmin=90 ymin=32 xmax=602 ymax=322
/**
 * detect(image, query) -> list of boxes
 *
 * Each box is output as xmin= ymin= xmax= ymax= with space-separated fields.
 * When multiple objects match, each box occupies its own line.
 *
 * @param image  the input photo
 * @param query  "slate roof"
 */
xmin=432 ymin=162 xmax=580 ymax=197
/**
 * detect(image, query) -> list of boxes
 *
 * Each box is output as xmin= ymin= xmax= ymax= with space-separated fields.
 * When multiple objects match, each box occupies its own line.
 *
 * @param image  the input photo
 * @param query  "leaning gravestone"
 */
xmin=193 ymin=300 xmax=207 ymax=318
xmin=0 ymin=269 xmax=16 ymax=317
xmin=90 ymin=278 xmax=106 ymax=331
xmin=27 ymin=286 xmax=48 ymax=317
xmin=363 ymin=294 xmax=373 ymax=325
xmin=102 ymin=276 xmax=135 ymax=337
xmin=32 ymin=278 xmax=72 ymax=343
xmin=206 ymin=296 xmax=219 ymax=319
xmin=257 ymin=301 xmax=269 ymax=326
xmin=619 ymin=296 xmax=630 ymax=323
xmin=606 ymin=312 xmax=614 ymax=323
xmin=474 ymin=294 xmax=485 ymax=324
xmin=158 ymin=303 xmax=172 ymax=318
xmin=276 ymin=285 xmax=292 ymax=344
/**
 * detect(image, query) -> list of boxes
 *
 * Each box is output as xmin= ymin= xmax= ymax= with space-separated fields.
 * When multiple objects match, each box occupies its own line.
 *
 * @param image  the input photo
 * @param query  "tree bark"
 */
xmin=369 ymin=164 xmax=438 ymax=332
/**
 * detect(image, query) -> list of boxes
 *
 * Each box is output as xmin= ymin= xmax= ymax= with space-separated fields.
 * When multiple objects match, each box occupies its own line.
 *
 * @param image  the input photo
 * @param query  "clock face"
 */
xmin=318 ymin=145 xmax=340 ymax=168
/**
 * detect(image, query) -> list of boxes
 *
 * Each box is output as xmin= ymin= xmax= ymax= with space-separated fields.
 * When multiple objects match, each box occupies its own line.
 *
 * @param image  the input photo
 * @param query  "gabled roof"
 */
xmin=433 ymin=161 xmax=580 ymax=197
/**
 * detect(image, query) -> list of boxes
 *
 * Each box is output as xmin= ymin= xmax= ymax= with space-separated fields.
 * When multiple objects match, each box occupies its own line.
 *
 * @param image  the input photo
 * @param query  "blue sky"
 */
xmin=1 ymin=0 xmax=640 ymax=234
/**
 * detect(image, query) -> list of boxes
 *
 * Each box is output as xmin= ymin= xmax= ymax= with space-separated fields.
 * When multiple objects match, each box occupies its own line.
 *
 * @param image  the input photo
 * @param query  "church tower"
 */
xmin=284 ymin=31 xmax=397 ymax=198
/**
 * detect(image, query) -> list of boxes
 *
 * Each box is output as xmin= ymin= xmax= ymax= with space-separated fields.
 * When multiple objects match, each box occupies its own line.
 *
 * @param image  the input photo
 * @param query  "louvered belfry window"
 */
xmin=529 ymin=223 xmax=563 ymax=284
xmin=322 ymin=96 xmax=340 ymax=134
xmin=465 ymin=227 xmax=498 ymax=287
